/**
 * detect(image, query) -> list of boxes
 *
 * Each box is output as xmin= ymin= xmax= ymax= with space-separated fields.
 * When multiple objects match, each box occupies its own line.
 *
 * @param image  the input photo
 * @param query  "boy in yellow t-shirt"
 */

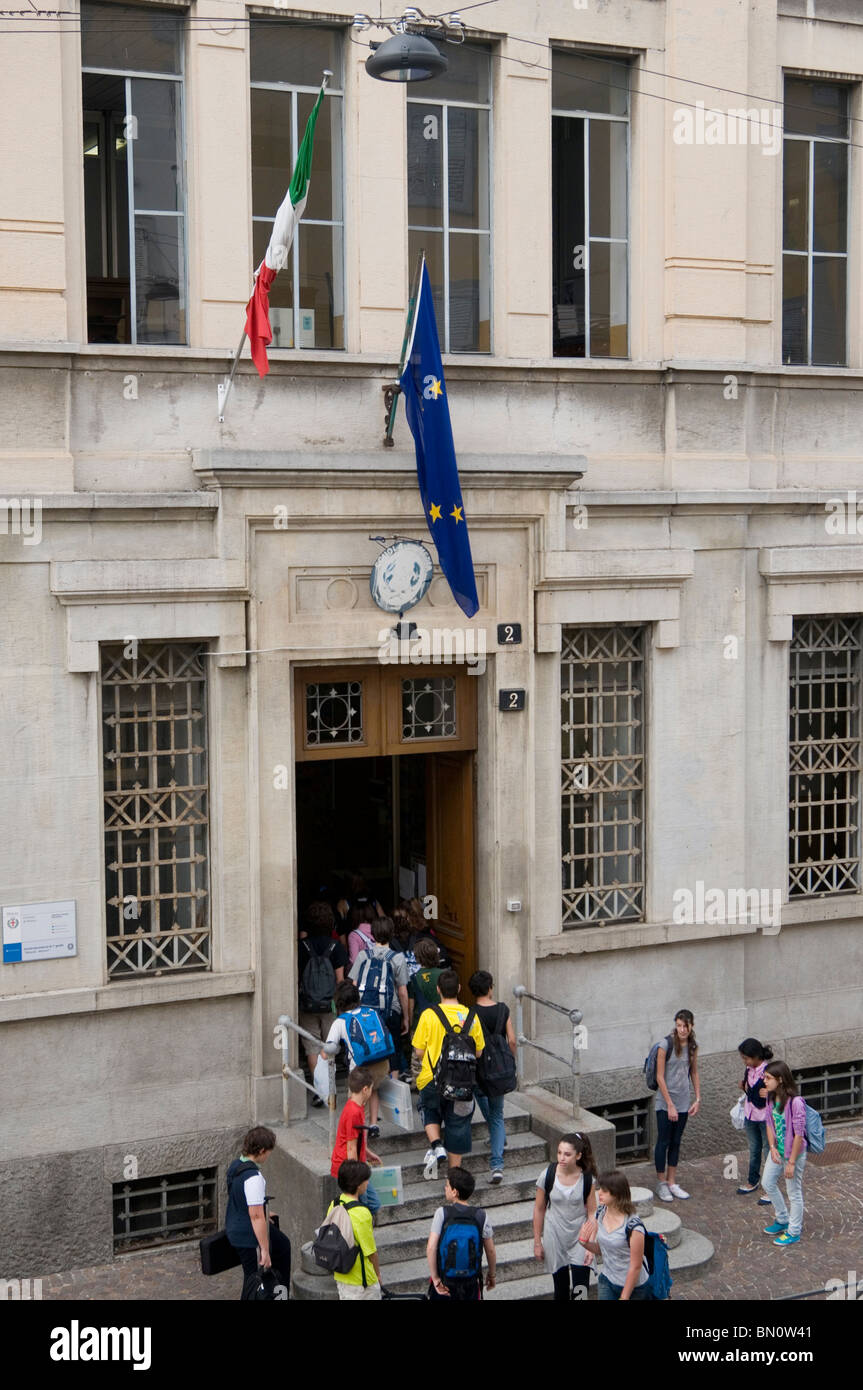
xmin=411 ymin=969 xmax=485 ymax=1178
xmin=327 ymin=1160 xmax=382 ymax=1300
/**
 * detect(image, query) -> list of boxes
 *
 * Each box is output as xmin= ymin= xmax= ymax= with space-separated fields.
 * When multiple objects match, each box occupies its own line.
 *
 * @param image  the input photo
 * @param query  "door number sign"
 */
xmin=499 ymin=689 xmax=526 ymax=711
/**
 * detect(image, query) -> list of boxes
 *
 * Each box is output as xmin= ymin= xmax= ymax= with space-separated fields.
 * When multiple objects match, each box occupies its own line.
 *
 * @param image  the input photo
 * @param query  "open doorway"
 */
xmin=295 ymin=749 xmax=476 ymax=980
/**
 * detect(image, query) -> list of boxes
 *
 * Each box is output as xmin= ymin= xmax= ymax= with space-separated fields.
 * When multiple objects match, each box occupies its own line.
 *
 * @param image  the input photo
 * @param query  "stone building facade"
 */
xmin=2 ymin=0 xmax=863 ymax=1270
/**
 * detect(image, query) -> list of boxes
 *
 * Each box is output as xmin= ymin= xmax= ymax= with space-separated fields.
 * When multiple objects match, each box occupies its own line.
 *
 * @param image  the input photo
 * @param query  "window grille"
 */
xmin=789 ymin=616 xmax=862 ymax=897
xmin=561 ymin=626 xmax=644 ymax=926
xmin=101 ymin=642 xmax=210 ymax=977
xmin=594 ymin=1097 xmax=651 ymax=1162
xmin=402 ymin=677 xmax=457 ymax=739
xmin=305 ymin=680 xmax=363 ymax=745
xmin=796 ymin=1059 xmax=863 ymax=1122
xmin=112 ymin=1168 xmax=218 ymax=1252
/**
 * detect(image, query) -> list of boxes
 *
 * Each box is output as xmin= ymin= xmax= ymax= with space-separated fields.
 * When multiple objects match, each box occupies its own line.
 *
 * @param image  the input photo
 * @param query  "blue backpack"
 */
xmin=346 ymin=1007 xmax=393 ymax=1065
xmin=625 ymin=1216 xmax=673 ymax=1301
xmin=643 ymin=1034 xmax=673 ymax=1091
xmin=437 ymin=1205 xmax=485 ymax=1289
xmin=357 ymin=949 xmax=396 ymax=1016
xmin=802 ymin=1100 xmax=826 ymax=1155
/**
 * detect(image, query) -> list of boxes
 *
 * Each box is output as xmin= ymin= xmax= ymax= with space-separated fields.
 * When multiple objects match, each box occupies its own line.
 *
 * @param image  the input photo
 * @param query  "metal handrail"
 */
xmin=513 ymin=985 xmax=585 ymax=1112
xmin=277 ymin=1014 xmax=340 ymax=1150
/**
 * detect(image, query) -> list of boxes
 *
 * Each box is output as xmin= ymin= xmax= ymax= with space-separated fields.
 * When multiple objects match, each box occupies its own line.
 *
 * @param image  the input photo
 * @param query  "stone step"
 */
xmin=379 ymin=1236 xmax=541 ymax=1294
xmin=369 ymin=1129 xmax=547 ymax=1185
xmin=376 ymin=1163 xmax=543 ymax=1225
xmin=666 ymin=1227 xmax=716 ymax=1281
xmin=483 ymin=1273 xmax=555 ymax=1301
xmin=306 ymin=1098 xmax=531 ymax=1155
xmin=630 ymin=1186 xmax=655 ymax=1216
xmin=375 ymin=1199 xmax=535 ymax=1263
xmin=642 ymin=1206 xmax=682 ymax=1249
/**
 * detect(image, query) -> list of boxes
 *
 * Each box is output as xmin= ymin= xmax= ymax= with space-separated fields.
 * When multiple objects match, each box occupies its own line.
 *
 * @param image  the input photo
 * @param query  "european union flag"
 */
xmin=400 ymin=261 xmax=479 ymax=619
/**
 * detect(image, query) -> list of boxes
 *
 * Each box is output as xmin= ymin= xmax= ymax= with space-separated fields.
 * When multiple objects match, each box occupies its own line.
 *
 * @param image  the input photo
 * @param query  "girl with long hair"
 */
xmin=654 ymin=1009 xmax=701 ymax=1202
xmin=736 ymin=1037 xmax=774 ymax=1197
xmin=761 ymin=1061 xmax=808 ymax=1246
xmin=577 ymin=1170 xmax=650 ymax=1301
xmin=533 ymin=1133 xmax=598 ymax=1301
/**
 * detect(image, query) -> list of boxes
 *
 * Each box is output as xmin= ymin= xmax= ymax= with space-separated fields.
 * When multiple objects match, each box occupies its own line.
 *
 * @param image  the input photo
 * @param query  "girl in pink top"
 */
xmin=735 ymin=1037 xmax=774 ymax=1196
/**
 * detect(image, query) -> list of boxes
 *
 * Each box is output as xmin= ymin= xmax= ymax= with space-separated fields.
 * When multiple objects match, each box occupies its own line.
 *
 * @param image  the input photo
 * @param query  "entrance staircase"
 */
xmin=291 ymin=1096 xmax=714 ymax=1300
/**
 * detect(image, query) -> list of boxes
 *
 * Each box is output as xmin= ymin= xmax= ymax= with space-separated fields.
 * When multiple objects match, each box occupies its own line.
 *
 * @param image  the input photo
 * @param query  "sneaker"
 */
xmin=490 ymin=1170 xmax=503 ymax=1185
xmin=422 ymin=1149 xmax=439 ymax=1181
xmin=773 ymin=1231 xmax=801 ymax=1247
xmin=736 ymin=1184 xmax=759 ymax=1194
xmin=758 ymin=1197 xmax=772 ymax=1206
xmin=657 ymin=1182 xmax=673 ymax=1202
xmin=763 ymin=1220 xmax=789 ymax=1235
xmin=367 ymin=1125 xmax=380 ymax=1140
xmin=311 ymin=1094 xmax=325 ymax=1109
xmin=432 ymin=1142 xmax=447 ymax=1164
xmin=669 ymin=1184 xmax=690 ymax=1200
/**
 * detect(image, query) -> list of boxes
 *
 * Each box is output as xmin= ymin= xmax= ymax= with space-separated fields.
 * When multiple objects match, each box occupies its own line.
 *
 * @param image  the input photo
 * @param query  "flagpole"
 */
xmin=217 ymin=69 xmax=332 ymax=423
xmin=383 ymin=249 xmax=425 ymax=447
xmin=217 ymin=328 xmax=248 ymax=423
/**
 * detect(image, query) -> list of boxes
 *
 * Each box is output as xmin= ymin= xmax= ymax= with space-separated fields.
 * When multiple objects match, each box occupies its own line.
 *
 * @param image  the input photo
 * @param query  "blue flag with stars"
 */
xmin=400 ymin=261 xmax=479 ymax=619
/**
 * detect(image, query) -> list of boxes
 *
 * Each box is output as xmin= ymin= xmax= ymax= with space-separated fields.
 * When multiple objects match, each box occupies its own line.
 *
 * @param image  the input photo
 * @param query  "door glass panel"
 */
xmin=408 ymin=103 xmax=444 ymax=226
xmin=783 ymin=139 xmax=808 ymax=252
xmin=134 ymin=214 xmax=184 ymax=344
xmin=589 ymin=120 xmax=626 ymax=240
xmin=782 ymin=254 xmax=808 ymax=364
xmin=130 ymin=79 xmax=182 ymax=212
xmin=813 ymin=142 xmax=847 ymax=254
xmin=812 ymin=256 xmax=846 ymax=366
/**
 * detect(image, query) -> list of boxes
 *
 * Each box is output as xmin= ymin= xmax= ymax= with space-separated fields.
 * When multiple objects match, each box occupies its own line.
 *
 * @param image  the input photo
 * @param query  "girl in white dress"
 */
xmin=532 ymin=1132 xmax=598 ymax=1301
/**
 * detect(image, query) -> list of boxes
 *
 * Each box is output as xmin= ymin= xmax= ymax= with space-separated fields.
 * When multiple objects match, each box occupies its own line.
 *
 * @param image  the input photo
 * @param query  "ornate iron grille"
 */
xmin=112 ymin=1168 xmax=218 ymax=1252
xmin=789 ymin=616 xmax=862 ymax=897
xmin=101 ymin=642 xmax=210 ymax=977
xmin=305 ymin=680 xmax=363 ymax=745
xmin=402 ymin=677 xmax=457 ymax=739
xmin=594 ymin=1097 xmax=651 ymax=1162
xmin=561 ymin=626 xmax=644 ymax=926
xmin=796 ymin=1059 xmax=863 ymax=1122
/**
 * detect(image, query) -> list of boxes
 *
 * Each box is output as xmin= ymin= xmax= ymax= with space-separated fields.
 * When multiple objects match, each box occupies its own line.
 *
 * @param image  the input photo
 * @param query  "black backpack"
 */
xmin=299 ymin=939 xmax=337 ymax=1012
xmin=431 ymin=1005 xmax=479 ymax=1101
xmin=476 ymin=1004 xmax=517 ymax=1098
xmin=311 ymin=1200 xmax=366 ymax=1284
xmin=241 ymin=1265 xmax=288 ymax=1300
xmin=541 ymin=1163 xmax=593 ymax=1209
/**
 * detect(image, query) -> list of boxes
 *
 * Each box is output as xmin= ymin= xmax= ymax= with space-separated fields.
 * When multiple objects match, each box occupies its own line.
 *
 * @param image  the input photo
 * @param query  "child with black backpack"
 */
xmin=298 ymin=901 xmax=348 ymax=1108
xmin=532 ymin=1133 xmax=597 ymax=1300
xmin=315 ymin=1160 xmax=382 ymax=1301
xmin=427 ymin=1167 xmax=496 ymax=1300
xmin=469 ymin=970 xmax=518 ymax=1185
xmin=411 ymin=970 xmax=485 ymax=1178
xmin=320 ymin=981 xmax=393 ymax=1135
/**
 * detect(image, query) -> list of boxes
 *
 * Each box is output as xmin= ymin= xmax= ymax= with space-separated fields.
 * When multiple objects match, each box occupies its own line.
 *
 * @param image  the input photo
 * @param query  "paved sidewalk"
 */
xmin=38 ymin=1122 xmax=863 ymax=1302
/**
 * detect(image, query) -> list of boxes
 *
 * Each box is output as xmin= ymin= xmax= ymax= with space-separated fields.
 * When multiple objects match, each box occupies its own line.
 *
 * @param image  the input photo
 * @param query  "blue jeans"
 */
xmin=654 ymin=1108 xmax=689 ymax=1173
xmin=597 ymin=1274 xmax=651 ymax=1301
xmin=762 ymin=1150 xmax=806 ymax=1236
xmin=359 ymin=1182 xmax=381 ymax=1216
xmin=475 ymin=1091 xmax=505 ymax=1170
xmin=744 ymin=1117 xmax=767 ymax=1186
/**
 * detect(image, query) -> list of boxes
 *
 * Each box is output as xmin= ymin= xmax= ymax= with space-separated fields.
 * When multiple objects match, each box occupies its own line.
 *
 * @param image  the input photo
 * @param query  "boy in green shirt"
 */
xmin=328 ymin=1159 xmax=383 ymax=1300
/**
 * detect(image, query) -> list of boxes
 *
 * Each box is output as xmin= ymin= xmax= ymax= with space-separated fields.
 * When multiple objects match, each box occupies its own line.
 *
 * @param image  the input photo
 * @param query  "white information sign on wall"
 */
xmin=2 ymin=900 xmax=77 ymax=963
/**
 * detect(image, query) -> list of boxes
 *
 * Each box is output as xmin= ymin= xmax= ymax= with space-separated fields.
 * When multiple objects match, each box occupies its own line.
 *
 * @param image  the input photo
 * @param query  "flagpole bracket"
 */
xmin=382 ymin=382 xmax=401 ymax=448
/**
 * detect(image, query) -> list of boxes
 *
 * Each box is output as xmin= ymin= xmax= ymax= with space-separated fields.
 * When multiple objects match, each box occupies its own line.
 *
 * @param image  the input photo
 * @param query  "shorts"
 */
xmin=353 ymin=1058 xmax=389 ymax=1091
xmin=299 ymin=1010 xmax=333 ymax=1048
xmin=336 ymin=1281 xmax=383 ymax=1300
xmin=418 ymin=1082 xmax=474 ymax=1155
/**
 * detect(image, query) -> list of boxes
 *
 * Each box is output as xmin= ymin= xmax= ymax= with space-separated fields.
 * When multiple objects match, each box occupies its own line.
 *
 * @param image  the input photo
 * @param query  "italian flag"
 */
xmin=244 ymin=79 xmax=327 ymax=376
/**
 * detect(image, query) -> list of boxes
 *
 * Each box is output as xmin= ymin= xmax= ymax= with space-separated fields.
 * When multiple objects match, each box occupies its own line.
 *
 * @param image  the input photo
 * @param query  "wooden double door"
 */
xmin=295 ymin=665 xmax=477 ymax=982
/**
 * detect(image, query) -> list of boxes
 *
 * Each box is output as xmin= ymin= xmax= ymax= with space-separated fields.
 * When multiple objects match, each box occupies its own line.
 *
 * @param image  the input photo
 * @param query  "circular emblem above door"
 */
xmin=370 ymin=540 xmax=434 ymax=614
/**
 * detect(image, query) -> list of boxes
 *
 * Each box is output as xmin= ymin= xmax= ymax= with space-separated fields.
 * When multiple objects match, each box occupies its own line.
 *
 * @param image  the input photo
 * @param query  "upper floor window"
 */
xmin=789 ymin=616 xmax=861 ymax=897
xmin=782 ymin=78 xmax=850 ymax=366
xmin=250 ymin=24 xmax=344 ymax=350
xmin=82 ymin=3 xmax=187 ymax=344
xmin=407 ymin=45 xmax=491 ymax=353
xmin=552 ymin=51 xmax=629 ymax=358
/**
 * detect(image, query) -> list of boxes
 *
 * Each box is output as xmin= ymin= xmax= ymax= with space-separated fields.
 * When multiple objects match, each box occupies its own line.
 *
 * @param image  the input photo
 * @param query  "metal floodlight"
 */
xmin=365 ymin=31 xmax=448 ymax=83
